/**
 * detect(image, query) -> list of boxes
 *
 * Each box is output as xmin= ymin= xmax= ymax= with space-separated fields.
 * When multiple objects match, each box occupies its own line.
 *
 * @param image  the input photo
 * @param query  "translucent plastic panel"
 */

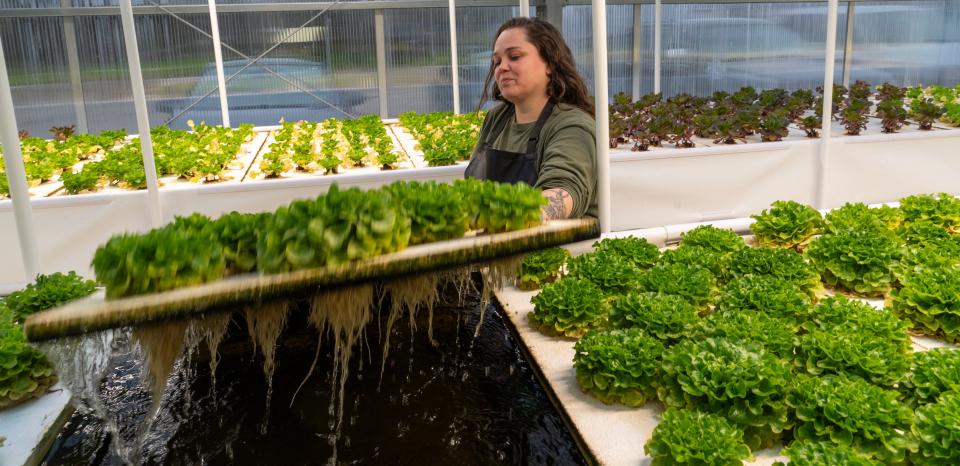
xmin=653 ymin=3 xmax=834 ymax=97
xmin=216 ymin=9 xmax=378 ymax=126
xmin=563 ymin=5 xmax=635 ymax=98
xmin=74 ymin=14 xmax=227 ymax=132
xmin=135 ymin=14 xmax=221 ymax=129
xmin=384 ymin=8 xmax=453 ymax=116
xmin=0 ymin=1 xmax=58 ymax=7
xmin=455 ymin=6 xmax=521 ymax=113
xmin=69 ymin=0 xmax=207 ymax=6
xmin=1 ymin=16 xmax=77 ymax=137
xmin=70 ymin=15 xmax=137 ymax=133
xmin=847 ymin=0 xmax=960 ymax=86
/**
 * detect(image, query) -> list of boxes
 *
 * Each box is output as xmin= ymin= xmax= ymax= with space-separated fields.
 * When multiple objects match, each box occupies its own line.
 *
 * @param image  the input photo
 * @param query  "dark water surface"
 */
xmin=42 ymin=280 xmax=586 ymax=466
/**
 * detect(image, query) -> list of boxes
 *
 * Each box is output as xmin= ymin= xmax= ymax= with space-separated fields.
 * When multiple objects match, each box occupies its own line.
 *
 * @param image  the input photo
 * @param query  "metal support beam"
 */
xmin=61 ymin=0 xmax=88 ymax=134
xmin=207 ymin=0 xmax=230 ymax=127
xmin=653 ymin=0 xmax=661 ymax=94
xmin=323 ymin=15 xmax=333 ymax=70
xmin=592 ymin=0 xmax=610 ymax=233
xmin=520 ymin=0 xmax=530 ymax=16
xmin=816 ymin=0 xmax=839 ymax=209
xmin=375 ymin=9 xmax=388 ymax=118
xmin=448 ymin=0 xmax=460 ymax=114
xmin=1 ymin=37 xmax=40 ymax=279
xmin=841 ymin=1 xmax=855 ymax=87
xmin=119 ymin=0 xmax=162 ymax=227
xmin=631 ymin=4 xmax=642 ymax=100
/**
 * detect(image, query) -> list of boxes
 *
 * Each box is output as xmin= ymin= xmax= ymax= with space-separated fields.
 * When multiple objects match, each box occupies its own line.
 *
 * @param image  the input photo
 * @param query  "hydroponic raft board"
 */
xmin=24 ymin=218 xmax=598 ymax=342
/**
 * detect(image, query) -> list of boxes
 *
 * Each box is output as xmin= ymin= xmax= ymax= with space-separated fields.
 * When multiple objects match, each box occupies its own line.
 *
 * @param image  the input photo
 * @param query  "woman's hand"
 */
xmin=541 ymin=188 xmax=573 ymax=221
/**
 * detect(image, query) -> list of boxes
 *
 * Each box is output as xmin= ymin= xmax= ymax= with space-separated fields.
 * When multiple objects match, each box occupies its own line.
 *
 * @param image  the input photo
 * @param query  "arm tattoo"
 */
xmin=542 ymin=189 xmax=572 ymax=221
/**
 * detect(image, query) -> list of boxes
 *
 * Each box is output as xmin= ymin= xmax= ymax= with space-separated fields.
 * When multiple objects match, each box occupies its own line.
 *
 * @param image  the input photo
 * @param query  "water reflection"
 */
xmin=43 ymin=279 xmax=585 ymax=465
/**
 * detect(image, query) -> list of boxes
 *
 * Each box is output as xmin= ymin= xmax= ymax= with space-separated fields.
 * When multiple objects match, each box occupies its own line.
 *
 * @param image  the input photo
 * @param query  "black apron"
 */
xmin=464 ymin=101 xmax=555 ymax=186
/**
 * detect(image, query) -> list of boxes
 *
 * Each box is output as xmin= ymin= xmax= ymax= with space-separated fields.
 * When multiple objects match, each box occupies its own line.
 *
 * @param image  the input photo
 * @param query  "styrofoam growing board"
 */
xmin=494 ymin=237 xmax=959 ymax=465
xmin=0 ymin=383 xmax=73 ymax=466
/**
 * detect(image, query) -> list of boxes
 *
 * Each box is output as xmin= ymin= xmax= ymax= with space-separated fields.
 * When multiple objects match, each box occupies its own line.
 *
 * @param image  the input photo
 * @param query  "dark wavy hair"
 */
xmin=477 ymin=17 xmax=595 ymax=118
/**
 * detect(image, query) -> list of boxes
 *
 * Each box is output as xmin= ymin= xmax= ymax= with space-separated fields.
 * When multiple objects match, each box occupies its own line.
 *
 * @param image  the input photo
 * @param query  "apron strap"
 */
xmin=485 ymin=100 xmax=556 ymax=154
xmin=526 ymin=100 xmax=555 ymax=154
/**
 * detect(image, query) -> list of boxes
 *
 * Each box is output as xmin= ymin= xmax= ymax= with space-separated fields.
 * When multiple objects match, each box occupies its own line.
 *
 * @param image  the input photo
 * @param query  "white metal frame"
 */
xmin=816 ymin=0 xmax=840 ymax=208
xmin=119 ymin=0 xmax=163 ymax=227
xmin=593 ymin=0 xmax=612 ymax=232
xmin=207 ymin=0 xmax=231 ymax=127
xmin=0 ymin=35 xmax=40 ymax=278
xmin=448 ymin=0 xmax=460 ymax=114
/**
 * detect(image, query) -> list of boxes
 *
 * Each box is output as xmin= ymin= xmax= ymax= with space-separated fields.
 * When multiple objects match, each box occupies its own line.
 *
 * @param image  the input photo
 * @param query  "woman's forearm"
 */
xmin=541 ymin=187 xmax=574 ymax=220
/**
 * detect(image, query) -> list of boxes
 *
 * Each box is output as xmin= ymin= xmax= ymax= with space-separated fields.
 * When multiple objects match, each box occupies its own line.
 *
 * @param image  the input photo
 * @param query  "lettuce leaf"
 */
xmin=608 ymin=292 xmax=699 ymax=343
xmin=751 ymin=200 xmax=823 ymax=250
xmin=528 ymin=277 xmax=606 ymax=338
xmin=644 ymin=409 xmax=753 ymax=466
xmin=804 ymin=230 xmax=904 ymax=296
xmin=573 ymin=328 xmax=665 ymax=406
xmin=659 ymin=337 xmax=794 ymax=450
xmin=788 ymin=374 xmax=915 ymax=464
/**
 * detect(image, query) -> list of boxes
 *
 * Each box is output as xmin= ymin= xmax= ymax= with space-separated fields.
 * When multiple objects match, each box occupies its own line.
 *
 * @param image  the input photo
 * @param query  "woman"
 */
xmin=464 ymin=17 xmax=598 ymax=220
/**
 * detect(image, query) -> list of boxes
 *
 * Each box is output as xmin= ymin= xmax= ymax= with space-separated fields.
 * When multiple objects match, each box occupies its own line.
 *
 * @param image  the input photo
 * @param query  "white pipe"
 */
xmin=207 ymin=0 xmax=230 ymax=128
xmin=519 ymin=0 xmax=529 ymax=17
xmin=841 ymin=1 xmax=855 ymax=88
xmin=119 ymin=0 xmax=162 ymax=227
xmin=654 ymin=0 xmax=662 ymax=94
xmin=631 ymin=4 xmax=642 ymax=100
xmin=448 ymin=0 xmax=460 ymax=114
xmin=592 ymin=0 xmax=611 ymax=233
xmin=817 ymin=0 xmax=839 ymax=209
xmin=0 ymin=36 xmax=40 ymax=278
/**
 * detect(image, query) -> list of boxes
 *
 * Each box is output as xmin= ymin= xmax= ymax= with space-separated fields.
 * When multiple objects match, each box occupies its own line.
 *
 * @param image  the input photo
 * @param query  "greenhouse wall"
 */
xmin=1 ymin=0 xmax=959 ymax=136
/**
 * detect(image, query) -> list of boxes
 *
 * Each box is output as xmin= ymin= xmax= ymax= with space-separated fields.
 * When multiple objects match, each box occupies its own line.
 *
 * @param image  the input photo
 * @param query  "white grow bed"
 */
xmin=823 ymin=126 xmax=960 ymax=207
xmin=608 ymin=137 xmax=818 ymax=231
xmin=493 ymin=228 xmax=958 ymax=465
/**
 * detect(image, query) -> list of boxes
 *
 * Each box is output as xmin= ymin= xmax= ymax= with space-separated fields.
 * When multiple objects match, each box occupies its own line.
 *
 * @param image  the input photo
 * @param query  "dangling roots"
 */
xmin=186 ymin=313 xmax=232 ymax=392
xmin=293 ymin=285 xmax=374 ymax=426
xmin=379 ymin=274 xmax=440 ymax=382
xmin=245 ymin=301 xmax=289 ymax=433
xmin=133 ymin=320 xmax=190 ymax=412
xmin=474 ymin=256 xmax=522 ymax=336
xmin=438 ymin=266 xmax=477 ymax=306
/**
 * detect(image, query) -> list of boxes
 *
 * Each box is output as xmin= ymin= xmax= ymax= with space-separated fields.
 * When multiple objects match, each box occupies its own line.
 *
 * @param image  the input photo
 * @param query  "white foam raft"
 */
xmin=0 ymin=383 xmax=72 ymax=466
xmin=493 ymin=226 xmax=958 ymax=465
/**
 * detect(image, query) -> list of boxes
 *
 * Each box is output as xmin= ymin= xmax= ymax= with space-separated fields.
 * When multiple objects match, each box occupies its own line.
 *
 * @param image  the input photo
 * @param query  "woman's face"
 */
xmin=492 ymin=28 xmax=550 ymax=104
